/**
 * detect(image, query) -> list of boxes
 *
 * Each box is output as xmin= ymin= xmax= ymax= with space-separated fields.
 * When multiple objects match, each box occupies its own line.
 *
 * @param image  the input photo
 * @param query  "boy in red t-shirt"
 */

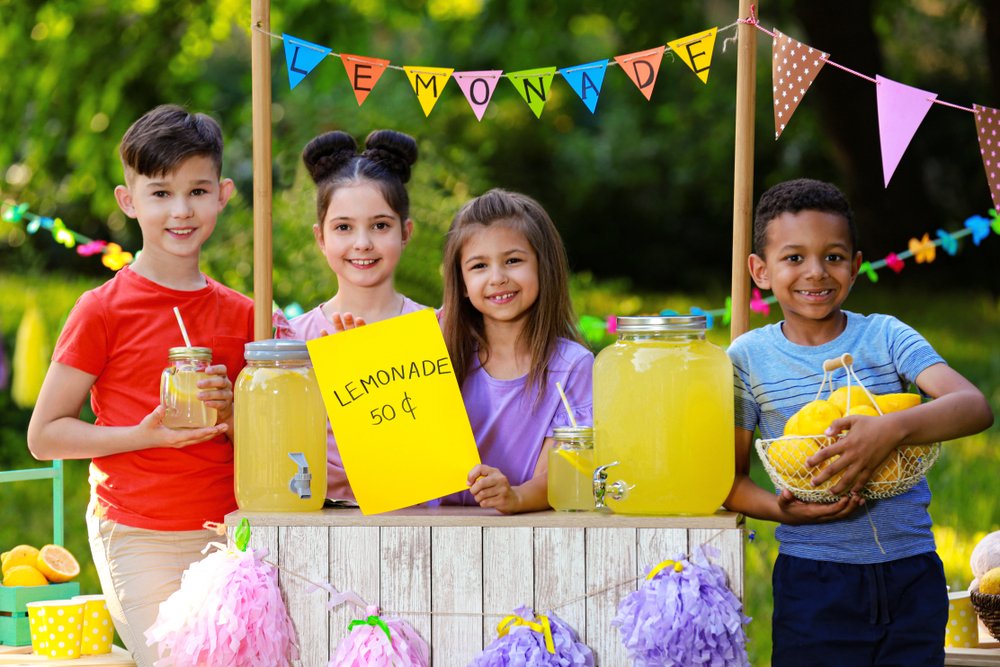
xmin=28 ymin=104 xmax=254 ymax=666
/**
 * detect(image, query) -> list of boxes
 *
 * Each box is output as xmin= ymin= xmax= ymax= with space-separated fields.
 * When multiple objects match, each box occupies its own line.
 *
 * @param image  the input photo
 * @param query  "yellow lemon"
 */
xmin=791 ymin=400 xmax=843 ymax=436
xmin=768 ymin=437 xmax=820 ymax=480
xmin=870 ymin=453 xmax=902 ymax=484
xmin=829 ymin=386 xmax=876 ymax=415
xmin=1 ymin=545 xmax=39 ymax=576
xmin=981 ymin=567 xmax=1000 ymax=595
xmin=2 ymin=564 xmax=48 ymax=587
xmin=847 ymin=404 xmax=880 ymax=417
xmin=874 ymin=392 xmax=921 ymax=414
xmin=36 ymin=544 xmax=80 ymax=583
xmin=783 ymin=413 xmax=801 ymax=436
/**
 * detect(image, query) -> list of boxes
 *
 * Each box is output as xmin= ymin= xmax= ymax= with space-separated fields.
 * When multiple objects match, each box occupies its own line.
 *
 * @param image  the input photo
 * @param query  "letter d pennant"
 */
xmin=283 ymin=34 xmax=331 ymax=90
xmin=614 ymin=47 xmax=665 ymax=101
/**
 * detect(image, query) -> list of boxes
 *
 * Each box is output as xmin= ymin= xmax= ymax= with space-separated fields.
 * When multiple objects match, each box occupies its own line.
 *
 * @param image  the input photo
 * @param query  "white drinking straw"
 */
xmin=173 ymin=306 xmax=193 ymax=348
xmin=555 ymin=381 xmax=578 ymax=428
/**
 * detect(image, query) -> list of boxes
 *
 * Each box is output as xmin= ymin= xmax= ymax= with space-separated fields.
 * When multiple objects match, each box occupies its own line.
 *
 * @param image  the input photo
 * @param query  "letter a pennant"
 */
xmin=614 ymin=47 xmax=665 ymax=101
xmin=974 ymin=104 xmax=1000 ymax=211
xmin=667 ymin=27 xmax=717 ymax=84
xmin=876 ymin=75 xmax=937 ymax=187
xmin=559 ymin=59 xmax=609 ymax=113
xmin=772 ymin=29 xmax=827 ymax=139
xmin=340 ymin=53 xmax=391 ymax=106
xmin=507 ymin=67 xmax=557 ymax=118
xmin=283 ymin=34 xmax=331 ymax=90
xmin=453 ymin=70 xmax=503 ymax=121
xmin=403 ymin=66 xmax=454 ymax=117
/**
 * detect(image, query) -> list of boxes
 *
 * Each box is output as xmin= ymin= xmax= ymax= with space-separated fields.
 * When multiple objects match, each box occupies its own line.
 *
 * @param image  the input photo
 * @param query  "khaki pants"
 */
xmin=86 ymin=502 xmax=216 ymax=667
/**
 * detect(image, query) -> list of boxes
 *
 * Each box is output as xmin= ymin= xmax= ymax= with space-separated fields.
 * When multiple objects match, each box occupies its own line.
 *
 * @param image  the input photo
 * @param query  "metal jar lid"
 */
xmin=552 ymin=426 xmax=594 ymax=447
xmin=167 ymin=346 xmax=212 ymax=361
xmin=243 ymin=339 xmax=311 ymax=362
xmin=614 ymin=315 xmax=707 ymax=333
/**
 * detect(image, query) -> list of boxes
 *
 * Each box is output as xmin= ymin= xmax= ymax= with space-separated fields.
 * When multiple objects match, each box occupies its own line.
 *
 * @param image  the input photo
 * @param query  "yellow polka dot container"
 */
xmin=73 ymin=594 xmax=113 ymax=655
xmin=25 ymin=599 xmax=84 ymax=659
xmin=945 ymin=591 xmax=978 ymax=648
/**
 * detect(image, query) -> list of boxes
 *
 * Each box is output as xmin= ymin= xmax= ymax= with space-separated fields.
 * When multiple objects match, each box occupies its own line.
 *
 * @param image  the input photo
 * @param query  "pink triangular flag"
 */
xmin=771 ymin=30 xmax=827 ymax=139
xmin=974 ymin=104 xmax=1000 ymax=210
xmin=876 ymin=75 xmax=937 ymax=187
xmin=452 ymin=70 xmax=503 ymax=121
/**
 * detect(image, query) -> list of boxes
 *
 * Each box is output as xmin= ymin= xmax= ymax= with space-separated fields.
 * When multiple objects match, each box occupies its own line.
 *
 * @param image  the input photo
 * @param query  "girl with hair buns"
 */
xmin=276 ymin=129 xmax=428 ymax=502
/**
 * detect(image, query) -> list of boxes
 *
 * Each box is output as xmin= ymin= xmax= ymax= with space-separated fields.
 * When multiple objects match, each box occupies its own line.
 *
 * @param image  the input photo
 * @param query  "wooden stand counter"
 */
xmin=225 ymin=507 xmax=745 ymax=667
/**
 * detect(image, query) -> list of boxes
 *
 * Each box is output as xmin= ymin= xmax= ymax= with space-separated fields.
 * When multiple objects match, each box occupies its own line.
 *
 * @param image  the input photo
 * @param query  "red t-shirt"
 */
xmin=53 ymin=267 xmax=254 ymax=530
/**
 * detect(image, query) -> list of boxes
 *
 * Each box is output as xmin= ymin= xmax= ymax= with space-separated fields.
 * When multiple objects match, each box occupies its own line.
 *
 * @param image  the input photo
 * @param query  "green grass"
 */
xmin=1 ymin=272 xmax=997 ymax=666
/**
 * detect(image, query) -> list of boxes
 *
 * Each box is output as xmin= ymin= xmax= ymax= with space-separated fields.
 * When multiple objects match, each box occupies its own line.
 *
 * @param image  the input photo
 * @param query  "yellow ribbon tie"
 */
xmin=496 ymin=614 xmax=556 ymax=654
xmin=646 ymin=558 xmax=685 ymax=581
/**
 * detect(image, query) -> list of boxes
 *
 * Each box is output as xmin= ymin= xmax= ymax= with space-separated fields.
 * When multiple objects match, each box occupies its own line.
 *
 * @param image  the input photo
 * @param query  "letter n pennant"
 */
xmin=772 ymin=30 xmax=827 ymax=139
xmin=876 ymin=75 xmax=937 ymax=187
xmin=614 ymin=47 xmax=665 ymax=100
xmin=507 ymin=67 xmax=557 ymax=118
xmin=453 ymin=70 xmax=503 ymax=121
xmin=559 ymin=59 xmax=609 ymax=113
xmin=974 ymin=104 xmax=1000 ymax=211
xmin=283 ymin=34 xmax=331 ymax=90
xmin=667 ymin=27 xmax=718 ymax=84
xmin=403 ymin=66 xmax=454 ymax=117
xmin=340 ymin=53 xmax=391 ymax=106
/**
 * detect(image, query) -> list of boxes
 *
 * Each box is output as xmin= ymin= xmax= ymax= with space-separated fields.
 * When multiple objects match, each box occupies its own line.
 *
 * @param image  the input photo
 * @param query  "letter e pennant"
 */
xmin=340 ymin=53 xmax=391 ymax=106
xmin=667 ymin=27 xmax=717 ymax=84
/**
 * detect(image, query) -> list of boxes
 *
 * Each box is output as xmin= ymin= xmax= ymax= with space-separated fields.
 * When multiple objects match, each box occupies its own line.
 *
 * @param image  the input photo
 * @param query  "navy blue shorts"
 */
xmin=771 ymin=552 xmax=947 ymax=667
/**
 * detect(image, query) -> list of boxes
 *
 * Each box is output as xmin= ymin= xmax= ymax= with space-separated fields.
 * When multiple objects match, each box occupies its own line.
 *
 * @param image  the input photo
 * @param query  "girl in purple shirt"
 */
xmin=440 ymin=189 xmax=594 ymax=513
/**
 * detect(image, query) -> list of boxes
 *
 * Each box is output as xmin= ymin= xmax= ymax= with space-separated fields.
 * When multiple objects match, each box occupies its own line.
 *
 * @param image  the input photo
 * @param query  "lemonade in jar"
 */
xmin=547 ymin=426 xmax=595 ymax=511
xmin=593 ymin=315 xmax=734 ymax=515
xmin=160 ymin=347 xmax=217 ymax=429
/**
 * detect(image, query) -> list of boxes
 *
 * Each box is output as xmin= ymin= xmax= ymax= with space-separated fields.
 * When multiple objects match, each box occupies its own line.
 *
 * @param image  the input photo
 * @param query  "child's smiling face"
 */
xmin=749 ymin=209 xmax=862 ymax=337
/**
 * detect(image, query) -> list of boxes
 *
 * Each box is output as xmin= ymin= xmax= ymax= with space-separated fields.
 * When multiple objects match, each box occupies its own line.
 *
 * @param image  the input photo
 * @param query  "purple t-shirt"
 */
xmin=277 ymin=297 xmax=427 ymax=501
xmin=441 ymin=337 xmax=594 ymax=506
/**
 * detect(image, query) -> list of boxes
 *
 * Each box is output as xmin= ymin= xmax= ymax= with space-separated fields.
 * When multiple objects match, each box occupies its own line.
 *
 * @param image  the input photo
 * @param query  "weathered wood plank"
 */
xmin=380 ymin=527 xmax=432 ymax=658
xmin=585 ymin=528 xmax=635 ymax=665
xmin=637 ymin=528 xmax=688 ymax=576
xmin=533 ymin=527 xmax=586 ymax=646
xmin=431 ymin=527 xmax=483 ymax=667
xmin=278 ymin=526 xmax=329 ymax=667
xmin=482 ymin=526 xmax=534 ymax=648
xmin=327 ymin=527 xmax=379 ymax=658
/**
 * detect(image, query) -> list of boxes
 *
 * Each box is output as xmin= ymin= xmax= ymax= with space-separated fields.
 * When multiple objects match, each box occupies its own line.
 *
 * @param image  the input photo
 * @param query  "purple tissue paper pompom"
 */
xmin=470 ymin=606 xmax=594 ymax=666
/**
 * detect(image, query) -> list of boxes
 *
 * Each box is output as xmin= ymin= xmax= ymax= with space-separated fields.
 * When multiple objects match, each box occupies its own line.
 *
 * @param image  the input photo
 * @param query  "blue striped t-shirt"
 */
xmin=727 ymin=311 xmax=944 ymax=564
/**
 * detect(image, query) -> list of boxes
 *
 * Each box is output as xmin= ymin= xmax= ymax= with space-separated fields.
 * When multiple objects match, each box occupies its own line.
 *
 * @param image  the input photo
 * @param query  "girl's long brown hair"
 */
xmin=441 ymin=188 xmax=583 ymax=391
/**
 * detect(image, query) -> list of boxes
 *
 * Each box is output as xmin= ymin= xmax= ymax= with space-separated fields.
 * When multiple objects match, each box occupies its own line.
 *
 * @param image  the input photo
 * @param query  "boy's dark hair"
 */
xmin=119 ymin=104 xmax=224 ymax=180
xmin=753 ymin=178 xmax=857 ymax=256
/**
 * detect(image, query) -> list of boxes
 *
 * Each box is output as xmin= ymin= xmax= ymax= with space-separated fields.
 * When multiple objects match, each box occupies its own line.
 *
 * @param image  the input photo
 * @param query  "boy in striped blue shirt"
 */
xmin=725 ymin=178 xmax=993 ymax=666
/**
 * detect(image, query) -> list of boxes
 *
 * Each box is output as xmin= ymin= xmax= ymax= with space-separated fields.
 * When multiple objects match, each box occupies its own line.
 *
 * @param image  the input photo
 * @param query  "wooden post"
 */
xmin=730 ymin=0 xmax=758 ymax=341
xmin=251 ymin=0 xmax=273 ymax=341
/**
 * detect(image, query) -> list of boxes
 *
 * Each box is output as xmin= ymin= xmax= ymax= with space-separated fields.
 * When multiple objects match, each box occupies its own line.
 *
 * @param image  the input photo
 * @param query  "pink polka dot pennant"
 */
xmin=772 ymin=30 xmax=828 ymax=140
xmin=974 ymin=104 xmax=1000 ymax=210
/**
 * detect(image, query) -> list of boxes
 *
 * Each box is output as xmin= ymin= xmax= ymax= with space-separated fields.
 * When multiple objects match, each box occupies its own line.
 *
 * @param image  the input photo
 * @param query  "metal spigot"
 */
xmin=288 ymin=452 xmax=312 ymax=499
xmin=593 ymin=461 xmax=627 ymax=509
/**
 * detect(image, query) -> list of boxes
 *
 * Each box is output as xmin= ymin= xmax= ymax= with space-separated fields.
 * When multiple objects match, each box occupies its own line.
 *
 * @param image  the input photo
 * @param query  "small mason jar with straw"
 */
xmin=547 ymin=382 xmax=595 ymax=511
xmin=159 ymin=306 xmax=217 ymax=429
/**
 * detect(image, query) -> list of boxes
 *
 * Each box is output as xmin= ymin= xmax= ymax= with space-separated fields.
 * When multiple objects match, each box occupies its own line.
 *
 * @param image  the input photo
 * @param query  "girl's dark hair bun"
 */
xmin=362 ymin=129 xmax=418 ymax=183
xmin=302 ymin=131 xmax=358 ymax=184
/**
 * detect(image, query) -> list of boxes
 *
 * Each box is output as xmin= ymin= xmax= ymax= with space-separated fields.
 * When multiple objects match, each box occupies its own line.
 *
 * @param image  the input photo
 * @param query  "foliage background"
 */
xmin=2 ymin=1 xmax=999 ymax=665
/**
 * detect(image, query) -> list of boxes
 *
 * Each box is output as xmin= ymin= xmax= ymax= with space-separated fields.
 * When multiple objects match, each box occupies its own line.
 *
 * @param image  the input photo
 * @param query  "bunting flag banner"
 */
xmin=506 ymin=66 xmax=557 ymax=118
xmin=452 ymin=70 xmax=503 ymax=121
xmin=613 ymin=47 xmax=666 ymax=101
xmin=908 ymin=233 xmax=936 ymax=263
xmin=771 ymin=29 xmax=827 ymax=139
xmin=283 ymin=34 xmax=331 ymax=90
xmin=403 ymin=66 xmax=454 ymax=116
xmin=974 ymin=104 xmax=1000 ymax=210
xmin=666 ymin=27 xmax=718 ymax=84
xmin=340 ymin=53 xmax=391 ymax=106
xmin=559 ymin=59 xmax=609 ymax=113
xmin=876 ymin=75 xmax=937 ymax=187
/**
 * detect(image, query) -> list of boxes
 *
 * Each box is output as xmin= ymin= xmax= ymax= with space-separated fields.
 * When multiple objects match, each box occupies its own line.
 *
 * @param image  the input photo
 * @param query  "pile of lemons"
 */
xmin=1 ymin=544 xmax=80 ymax=587
xmin=982 ymin=567 xmax=1000 ymax=596
xmin=768 ymin=387 xmax=927 ymax=493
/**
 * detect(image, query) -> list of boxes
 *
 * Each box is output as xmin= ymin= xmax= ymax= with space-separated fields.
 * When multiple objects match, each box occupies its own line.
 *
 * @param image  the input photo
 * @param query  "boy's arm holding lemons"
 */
xmin=27 ymin=361 xmax=228 ymax=460
xmin=807 ymin=362 xmax=993 ymax=497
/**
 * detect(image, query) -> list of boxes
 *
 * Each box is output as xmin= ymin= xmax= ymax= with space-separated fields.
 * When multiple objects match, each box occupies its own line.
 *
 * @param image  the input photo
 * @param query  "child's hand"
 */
xmin=806 ymin=414 xmax=903 ymax=496
xmin=137 ymin=405 xmax=228 ymax=449
xmin=468 ymin=464 xmax=521 ymax=514
xmin=198 ymin=364 xmax=233 ymax=418
xmin=776 ymin=488 xmax=864 ymax=525
xmin=329 ymin=312 xmax=367 ymax=333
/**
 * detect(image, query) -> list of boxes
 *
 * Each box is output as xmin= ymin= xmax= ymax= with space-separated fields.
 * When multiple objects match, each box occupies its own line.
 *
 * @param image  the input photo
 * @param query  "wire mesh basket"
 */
xmin=755 ymin=353 xmax=940 ymax=503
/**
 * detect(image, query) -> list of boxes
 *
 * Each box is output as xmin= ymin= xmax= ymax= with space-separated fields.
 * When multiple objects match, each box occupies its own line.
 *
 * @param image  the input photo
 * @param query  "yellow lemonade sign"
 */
xmin=307 ymin=309 xmax=480 ymax=514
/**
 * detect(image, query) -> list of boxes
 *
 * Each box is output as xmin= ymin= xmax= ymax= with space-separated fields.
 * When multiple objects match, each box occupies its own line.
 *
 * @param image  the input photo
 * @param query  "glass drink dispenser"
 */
xmin=592 ymin=315 xmax=734 ymax=515
xmin=234 ymin=339 xmax=327 ymax=511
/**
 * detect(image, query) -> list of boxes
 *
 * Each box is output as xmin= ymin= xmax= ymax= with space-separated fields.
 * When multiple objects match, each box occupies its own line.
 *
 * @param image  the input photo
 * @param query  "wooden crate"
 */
xmin=0 ymin=582 xmax=80 ymax=646
xmin=226 ymin=507 xmax=744 ymax=667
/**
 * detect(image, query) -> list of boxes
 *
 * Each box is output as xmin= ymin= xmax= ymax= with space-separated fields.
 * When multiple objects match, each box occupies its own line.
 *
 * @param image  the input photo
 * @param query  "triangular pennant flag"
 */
xmin=974 ymin=104 xmax=1000 ymax=210
xmin=506 ymin=67 xmax=557 ymax=118
xmin=453 ymin=70 xmax=503 ymax=121
xmin=403 ymin=66 xmax=454 ymax=117
xmin=614 ymin=47 xmax=665 ymax=101
xmin=559 ymin=59 xmax=609 ymax=113
xmin=667 ymin=27 xmax=718 ymax=84
xmin=283 ymin=34 xmax=331 ymax=90
xmin=771 ymin=29 xmax=827 ymax=139
xmin=876 ymin=75 xmax=937 ymax=187
xmin=340 ymin=53 xmax=391 ymax=106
